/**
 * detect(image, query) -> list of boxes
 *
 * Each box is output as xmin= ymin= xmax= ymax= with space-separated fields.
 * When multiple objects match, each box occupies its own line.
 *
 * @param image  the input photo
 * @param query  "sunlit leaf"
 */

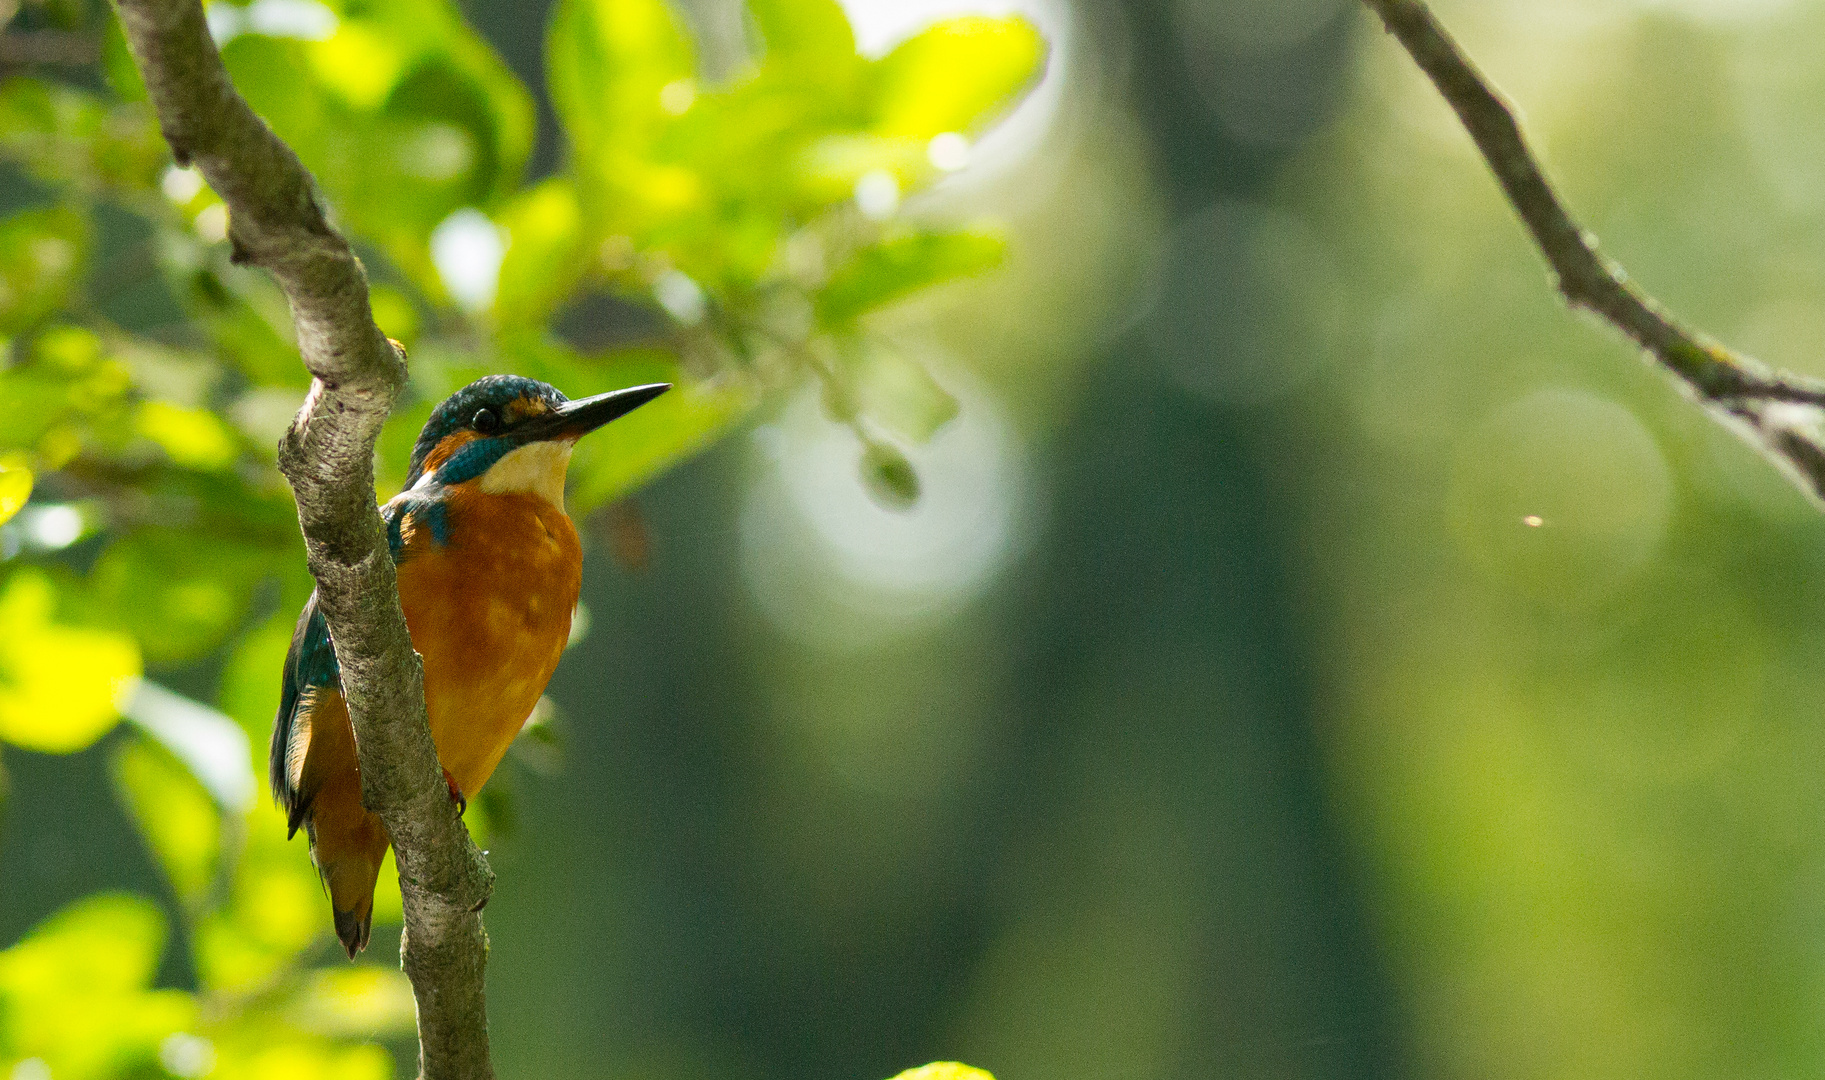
xmin=0 ymin=893 xmax=195 ymax=1078
xmin=817 ymin=229 xmax=1007 ymax=327
xmin=887 ymin=1066 xmax=995 ymax=1080
xmin=205 ymin=1037 xmax=392 ymax=1080
xmin=288 ymin=966 xmax=417 ymax=1037
xmin=222 ymin=0 xmax=536 ymax=299
xmin=112 ymin=735 xmax=223 ymax=906
xmin=0 ymin=569 xmax=140 ymax=753
xmin=547 ymin=0 xmax=693 ymax=220
xmin=137 ymin=400 xmax=242 ymax=471
xmin=0 ymin=454 xmax=31 ymax=525
xmin=495 ymin=177 xmax=591 ymax=328
xmin=125 ymin=680 xmax=259 ymax=812
xmin=195 ymin=801 xmax=324 ymax=993
xmin=872 ymin=16 xmax=1046 ymax=139
xmin=749 ymin=0 xmax=856 ymax=63
xmin=91 ymin=528 xmax=271 ymax=664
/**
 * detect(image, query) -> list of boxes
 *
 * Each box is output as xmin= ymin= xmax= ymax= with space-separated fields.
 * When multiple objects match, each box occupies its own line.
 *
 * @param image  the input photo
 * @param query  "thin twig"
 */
xmin=0 ymin=30 xmax=101 ymax=67
xmin=107 ymin=2 xmax=495 ymax=1077
xmin=1361 ymin=0 xmax=1825 ymax=504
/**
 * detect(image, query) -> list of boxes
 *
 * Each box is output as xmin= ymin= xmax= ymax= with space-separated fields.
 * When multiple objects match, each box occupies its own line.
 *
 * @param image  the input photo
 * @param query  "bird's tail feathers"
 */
xmin=311 ymin=803 xmax=390 ymax=959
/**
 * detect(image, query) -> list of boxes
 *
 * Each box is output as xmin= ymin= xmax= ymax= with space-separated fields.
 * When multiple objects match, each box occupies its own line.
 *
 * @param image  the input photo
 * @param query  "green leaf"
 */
xmin=818 ymin=229 xmax=1007 ymax=326
xmin=111 ymin=735 xmax=223 ymax=906
xmin=749 ymin=0 xmax=856 ymax=64
xmin=0 ymin=569 xmax=140 ymax=753
xmin=218 ymin=609 xmax=301 ymax=748
xmin=136 ymin=400 xmax=242 ymax=471
xmin=201 ymin=1036 xmax=393 ymax=1080
xmin=547 ymin=0 xmax=694 ymax=219
xmin=0 ymin=893 xmax=166 ymax=998
xmin=0 ymin=205 xmax=87 ymax=335
xmin=861 ymin=439 xmax=920 ymax=510
xmin=221 ymin=0 xmax=536 ymax=299
xmin=495 ymin=177 xmax=591 ymax=329
xmin=0 ymin=893 xmax=195 ymax=1077
xmin=0 ymin=454 xmax=31 ymax=525
xmin=0 ymin=80 xmax=166 ymax=194
xmin=288 ymin=967 xmax=419 ymax=1038
xmin=91 ymin=528 xmax=270 ymax=664
xmin=872 ymin=16 xmax=1047 ymax=139
xmin=566 ymin=358 xmax=756 ymax=513
xmin=125 ymin=680 xmax=259 ymax=812
xmin=856 ymin=345 xmax=959 ymax=444
xmin=887 ymin=1064 xmax=995 ymax=1080
xmin=195 ymin=801 xmax=325 ymax=992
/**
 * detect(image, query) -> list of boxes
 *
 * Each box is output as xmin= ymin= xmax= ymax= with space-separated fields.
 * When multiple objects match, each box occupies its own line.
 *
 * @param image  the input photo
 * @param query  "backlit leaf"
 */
xmin=872 ymin=16 xmax=1046 ymax=139
xmin=818 ymin=229 xmax=1007 ymax=327
xmin=887 ymin=1066 xmax=995 ymax=1080
xmin=0 ymin=455 xmax=30 ymax=525
xmin=137 ymin=400 xmax=241 ymax=471
xmin=547 ymin=0 xmax=693 ymax=220
xmin=288 ymin=967 xmax=418 ymax=1037
xmin=111 ymin=735 xmax=223 ymax=906
xmin=495 ymin=177 xmax=591 ymax=329
xmin=91 ymin=528 xmax=271 ymax=664
xmin=749 ymin=0 xmax=856 ymax=65
xmin=0 ymin=569 xmax=140 ymax=753
xmin=195 ymin=801 xmax=324 ymax=993
xmin=0 ymin=893 xmax=195 ymax=1078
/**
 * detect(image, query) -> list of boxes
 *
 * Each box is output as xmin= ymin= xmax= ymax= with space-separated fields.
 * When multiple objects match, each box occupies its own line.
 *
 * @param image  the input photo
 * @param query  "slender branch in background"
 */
xmin=1360 ymin=0 xmax=1825 ymax=504
xmin=0 ymin=31 xmax=101 ymax=68
xmin=107 ymin=1 xmax=495 ymax=1077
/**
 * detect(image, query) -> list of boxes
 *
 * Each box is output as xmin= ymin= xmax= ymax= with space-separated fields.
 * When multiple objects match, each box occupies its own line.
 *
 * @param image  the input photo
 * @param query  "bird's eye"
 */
xmin=472 ymin=408 xmax=499 ymax=433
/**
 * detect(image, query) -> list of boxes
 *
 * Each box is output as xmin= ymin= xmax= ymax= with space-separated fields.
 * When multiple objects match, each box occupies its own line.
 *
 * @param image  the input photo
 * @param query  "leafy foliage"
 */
xmin=0 ymin=0 xmax=1042 ymax=1073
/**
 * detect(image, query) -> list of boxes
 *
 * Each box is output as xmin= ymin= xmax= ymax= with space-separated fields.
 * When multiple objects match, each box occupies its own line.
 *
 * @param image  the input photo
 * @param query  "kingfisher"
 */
xmin=269 ymin=374 xmax=669 ymax=957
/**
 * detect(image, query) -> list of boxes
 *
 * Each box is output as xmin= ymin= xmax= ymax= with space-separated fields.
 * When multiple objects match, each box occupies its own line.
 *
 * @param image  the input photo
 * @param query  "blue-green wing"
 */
xmin=269 ymin=502 xmax=423 ymax=836
xmin=268 ymin=589 xmax=338 ymax=837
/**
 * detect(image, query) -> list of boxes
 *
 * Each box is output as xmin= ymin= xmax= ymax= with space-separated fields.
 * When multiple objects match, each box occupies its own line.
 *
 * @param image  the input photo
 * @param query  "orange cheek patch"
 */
xmin=504 ymin=396 xmax=552 ymax=425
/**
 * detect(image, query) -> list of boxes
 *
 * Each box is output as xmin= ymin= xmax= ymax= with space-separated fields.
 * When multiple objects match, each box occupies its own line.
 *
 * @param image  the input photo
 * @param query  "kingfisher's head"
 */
xmin=405 ymin=375 xmax=670 ymax=506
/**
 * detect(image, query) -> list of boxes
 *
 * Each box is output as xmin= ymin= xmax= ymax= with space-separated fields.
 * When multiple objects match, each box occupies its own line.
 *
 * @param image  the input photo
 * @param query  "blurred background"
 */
xmin=11 ymin=0 xmax=1825 ymax=1078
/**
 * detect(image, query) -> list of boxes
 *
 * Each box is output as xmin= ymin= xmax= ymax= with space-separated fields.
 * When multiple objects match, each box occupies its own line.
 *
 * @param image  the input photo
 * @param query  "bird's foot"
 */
xmin=442 ymin=767 xmax=467 ymax=815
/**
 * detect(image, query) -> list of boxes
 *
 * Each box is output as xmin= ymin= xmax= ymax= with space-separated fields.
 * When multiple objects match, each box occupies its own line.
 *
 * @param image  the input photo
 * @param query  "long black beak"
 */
xmin=515 ymin=383 xmax=671 ymax=443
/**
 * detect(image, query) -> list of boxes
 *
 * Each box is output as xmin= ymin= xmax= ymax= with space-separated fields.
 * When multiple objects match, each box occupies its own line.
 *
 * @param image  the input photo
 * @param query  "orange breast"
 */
xmin=395 ymin=488 xmax=582 ymax=796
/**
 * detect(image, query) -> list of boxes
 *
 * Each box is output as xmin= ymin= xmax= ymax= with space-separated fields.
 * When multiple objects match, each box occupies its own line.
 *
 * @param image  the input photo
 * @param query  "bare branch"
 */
xmin=107 ymin=1 xmax=494 ymax=1076
xmin=1361 ymin=0 xmax=1825 ymax=504
xmin=0 ymin=31 xmax=101 ymax=68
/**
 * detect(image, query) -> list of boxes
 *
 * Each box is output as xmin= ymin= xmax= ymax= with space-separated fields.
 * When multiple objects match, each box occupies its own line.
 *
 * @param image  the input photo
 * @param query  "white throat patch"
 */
xmin=479 ymin=440 xmax=573 ymax=509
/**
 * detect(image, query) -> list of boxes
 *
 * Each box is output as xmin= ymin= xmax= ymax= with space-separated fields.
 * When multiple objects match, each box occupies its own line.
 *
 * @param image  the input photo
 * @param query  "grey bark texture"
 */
xmin=1362 ymin=0 xmax=1825 ymax=505
xmin=107 ymin=1 xmax=496 ymax=1077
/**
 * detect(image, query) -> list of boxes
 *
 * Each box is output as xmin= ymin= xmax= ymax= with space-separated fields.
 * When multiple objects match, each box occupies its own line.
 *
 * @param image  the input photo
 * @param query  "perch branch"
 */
xmin=1361 ymin=0 xmax=1825 ymax=503
xmin=108 ymin=1 xmax=495 ymax=1077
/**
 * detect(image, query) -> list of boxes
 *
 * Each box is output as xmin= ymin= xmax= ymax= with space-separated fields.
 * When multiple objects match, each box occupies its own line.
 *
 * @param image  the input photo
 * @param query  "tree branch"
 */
xmin=1360 ymin=0 xmax=1825 ymax=504
xmin=107 ymin=2 xmax=495 ymax=1077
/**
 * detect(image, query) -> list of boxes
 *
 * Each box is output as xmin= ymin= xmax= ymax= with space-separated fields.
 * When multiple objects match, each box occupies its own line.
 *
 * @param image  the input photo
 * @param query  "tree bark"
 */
xmin=1361 ymin=0 xmax=1825 ymax=506
xmin=108 ymin=2 xmax=495 ymax=1076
